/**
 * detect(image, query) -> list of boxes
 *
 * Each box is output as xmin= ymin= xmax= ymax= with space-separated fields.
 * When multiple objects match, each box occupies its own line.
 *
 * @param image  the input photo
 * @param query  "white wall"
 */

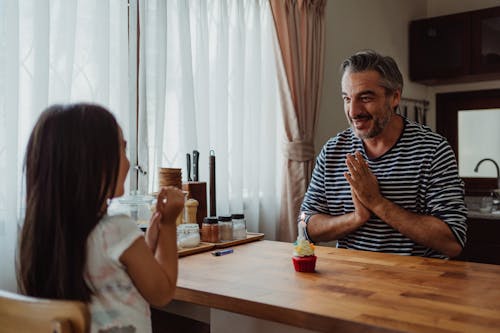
xmin=316 ymin=0 xmax=500 ymax=151
xmin=317 ymin=0 xmax=427 ymax=151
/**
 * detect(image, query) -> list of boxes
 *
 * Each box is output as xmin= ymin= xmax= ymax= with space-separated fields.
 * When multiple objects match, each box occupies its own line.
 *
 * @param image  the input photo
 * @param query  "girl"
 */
xmin=17 ymin=103 xmax=184 ymax=332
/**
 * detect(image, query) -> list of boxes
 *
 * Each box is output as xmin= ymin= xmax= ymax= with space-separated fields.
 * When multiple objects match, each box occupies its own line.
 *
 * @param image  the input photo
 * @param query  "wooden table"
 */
xmin=170 ymin=240 xmax=500 ymax=333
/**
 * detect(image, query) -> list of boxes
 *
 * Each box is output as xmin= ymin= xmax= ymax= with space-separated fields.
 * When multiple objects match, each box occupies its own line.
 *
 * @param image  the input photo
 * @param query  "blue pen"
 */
xmin=212 ymin=248 xmax=233 ymax=256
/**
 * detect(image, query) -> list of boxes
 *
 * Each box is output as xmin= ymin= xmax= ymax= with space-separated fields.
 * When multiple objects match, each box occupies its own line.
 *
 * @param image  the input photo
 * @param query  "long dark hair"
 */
xmin=18 ymin=103 xmax=121 ymax=302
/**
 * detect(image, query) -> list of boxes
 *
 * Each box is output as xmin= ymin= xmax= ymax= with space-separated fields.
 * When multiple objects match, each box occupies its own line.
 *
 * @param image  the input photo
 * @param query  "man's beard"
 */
xmin=350 ymin=102 xmax=393 ymax=139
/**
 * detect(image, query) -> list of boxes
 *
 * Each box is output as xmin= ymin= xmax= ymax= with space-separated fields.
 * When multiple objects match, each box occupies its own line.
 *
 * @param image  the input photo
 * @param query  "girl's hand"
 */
xmin=156 ymin=186 xmax=185 ymax=225
xmin=145 ymin=211 xmax=161 ymax=252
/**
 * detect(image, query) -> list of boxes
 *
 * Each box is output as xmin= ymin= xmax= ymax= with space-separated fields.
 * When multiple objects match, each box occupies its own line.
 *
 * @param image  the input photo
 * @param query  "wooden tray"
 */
xmin=178 ymin=242 xmax=215 ymax=257
xmin=213 ymin=232 xmax=265 ymax=249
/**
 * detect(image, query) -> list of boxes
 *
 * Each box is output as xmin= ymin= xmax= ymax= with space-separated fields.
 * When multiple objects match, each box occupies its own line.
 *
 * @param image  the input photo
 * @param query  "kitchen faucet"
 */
xmin=474 ymin=158 xmax=500 ymax=190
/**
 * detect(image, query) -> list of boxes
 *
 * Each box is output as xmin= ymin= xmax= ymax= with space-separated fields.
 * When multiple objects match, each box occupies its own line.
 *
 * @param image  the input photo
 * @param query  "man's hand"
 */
xmin=344 ymin=151 xmax=383 ymax=210
xmin=351 ymin=190 xmax=371 ymax=223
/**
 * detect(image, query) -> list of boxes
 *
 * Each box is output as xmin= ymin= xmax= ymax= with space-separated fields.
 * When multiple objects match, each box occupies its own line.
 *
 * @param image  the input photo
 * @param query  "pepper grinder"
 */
xmin=184 ymin=198 xmax=199 ymax=224
xmin=175 ymin=191 xmax=189 ymax=225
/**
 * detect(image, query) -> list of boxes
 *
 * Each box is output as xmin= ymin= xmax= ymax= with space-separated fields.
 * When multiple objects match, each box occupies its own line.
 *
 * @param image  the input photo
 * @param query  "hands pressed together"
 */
xmin=343 ymin=151 xmax=383 ymax=223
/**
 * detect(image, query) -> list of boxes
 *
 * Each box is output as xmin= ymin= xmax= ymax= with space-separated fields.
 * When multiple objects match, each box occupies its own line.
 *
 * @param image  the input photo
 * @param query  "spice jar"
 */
xmin=218 ymin=215 xmax=233 ymax=242
xmin=231 ymin=213 xmax=247 ymax=240
xmin=201 ymin=217 xmax=211 ymax=242
xmin=202 ymin=216 xmax=219 ymax=243
xmin=177 ymin=223 xmax=200 ymax=248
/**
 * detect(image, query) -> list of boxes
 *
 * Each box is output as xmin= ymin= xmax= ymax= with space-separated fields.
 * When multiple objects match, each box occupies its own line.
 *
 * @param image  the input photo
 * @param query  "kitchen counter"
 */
xmin=162 ymin=240 xmax=500 ymax=333
xmin=465 ymin=196 xmax=500 ymax=220
xmin=467 ymin=210 xmax=500 ymax=220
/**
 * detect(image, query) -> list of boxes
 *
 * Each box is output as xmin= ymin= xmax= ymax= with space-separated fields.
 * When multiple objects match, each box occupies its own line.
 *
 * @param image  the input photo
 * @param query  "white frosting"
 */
xmin=293 ymin=216 xmax=314 ymax=257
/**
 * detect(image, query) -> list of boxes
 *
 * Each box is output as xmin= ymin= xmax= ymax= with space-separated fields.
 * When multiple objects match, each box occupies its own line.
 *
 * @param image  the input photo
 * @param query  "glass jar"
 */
xmin=202 ymin=216 xmax=219 ymax=243
xmin=231 ymin=213 xmax=247 ymax=240
xmin=218 ymin=215 xmax=233 ymax=242
xmin=110 ymin=192 xmax=154 ymax=230
xmin=177 ymin=223 xmax=200 ymax=248
xmin=201 ymin=217 xmax=211 ymax=242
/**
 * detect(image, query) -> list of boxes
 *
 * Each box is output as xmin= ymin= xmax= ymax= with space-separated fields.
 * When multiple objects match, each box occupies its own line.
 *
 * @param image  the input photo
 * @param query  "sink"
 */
xmin=465 ymin=196 xmax=483 ymax=211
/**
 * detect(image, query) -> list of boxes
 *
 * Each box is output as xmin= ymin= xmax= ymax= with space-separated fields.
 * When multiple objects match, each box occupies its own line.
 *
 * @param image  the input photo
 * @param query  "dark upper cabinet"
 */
xmin=410 ymin=6 xmax=500 ymax=85
xmin=471 ymin=6 xmax=500 ymax=74
xmin=410 ymin=13 xmax=470 ymax=83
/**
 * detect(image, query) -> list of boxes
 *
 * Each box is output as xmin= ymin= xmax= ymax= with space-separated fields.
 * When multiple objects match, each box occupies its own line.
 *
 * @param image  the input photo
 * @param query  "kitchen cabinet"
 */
xmin=472 ymin=6 xmax=500 ymax=74
xmin=410 ymin=6 xmax=500 ymax=85
xmin=457 ymin=217 xmax=500 ymax=264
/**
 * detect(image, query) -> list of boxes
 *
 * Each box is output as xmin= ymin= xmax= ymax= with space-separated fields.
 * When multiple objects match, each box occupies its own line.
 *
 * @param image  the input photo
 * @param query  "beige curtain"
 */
xmin=270 ymin=0 xmax=326 ymax=242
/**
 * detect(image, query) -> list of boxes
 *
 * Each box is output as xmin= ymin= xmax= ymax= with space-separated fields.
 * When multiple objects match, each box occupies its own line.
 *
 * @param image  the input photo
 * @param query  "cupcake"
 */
xmin=292 ymin=214 xmax=316 ymax=272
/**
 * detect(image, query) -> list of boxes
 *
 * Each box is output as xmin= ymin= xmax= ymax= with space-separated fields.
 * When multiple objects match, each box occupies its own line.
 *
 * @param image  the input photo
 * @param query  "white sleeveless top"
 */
xmin=85 ymin=214 xmax=151 ymax=333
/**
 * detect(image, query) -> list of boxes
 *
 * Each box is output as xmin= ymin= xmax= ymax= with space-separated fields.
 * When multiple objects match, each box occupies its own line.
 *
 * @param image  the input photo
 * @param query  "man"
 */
xmin=301 ymin=50 xmax=467 ymax=259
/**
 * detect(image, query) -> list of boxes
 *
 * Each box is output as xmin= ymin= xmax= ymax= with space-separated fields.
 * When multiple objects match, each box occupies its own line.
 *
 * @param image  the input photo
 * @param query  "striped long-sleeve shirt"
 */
xmin=301 ymin=119 xmax=467 ymax=258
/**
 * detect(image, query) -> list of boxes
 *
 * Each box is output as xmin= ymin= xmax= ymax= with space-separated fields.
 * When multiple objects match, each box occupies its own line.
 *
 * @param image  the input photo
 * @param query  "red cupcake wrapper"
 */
xmin=292 ymin=255 xmax=317 ymax=272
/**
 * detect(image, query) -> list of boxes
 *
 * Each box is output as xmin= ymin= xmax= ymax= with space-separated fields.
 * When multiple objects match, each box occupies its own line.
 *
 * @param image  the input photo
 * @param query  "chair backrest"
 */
xmin=0 ymin=289 xmax=90 ymax=333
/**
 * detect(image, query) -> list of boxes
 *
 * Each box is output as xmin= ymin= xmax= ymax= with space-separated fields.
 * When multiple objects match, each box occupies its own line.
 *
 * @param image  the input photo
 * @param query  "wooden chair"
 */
xmin=0 ymin=289 xmax=90 ymax=333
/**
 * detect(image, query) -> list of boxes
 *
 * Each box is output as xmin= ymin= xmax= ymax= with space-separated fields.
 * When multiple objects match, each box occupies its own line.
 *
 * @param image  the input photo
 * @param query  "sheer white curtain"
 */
xmin=0 ymin=0 xmax=130 ymax=291
xmin=140 ymin=0 xmax=283 ymax=238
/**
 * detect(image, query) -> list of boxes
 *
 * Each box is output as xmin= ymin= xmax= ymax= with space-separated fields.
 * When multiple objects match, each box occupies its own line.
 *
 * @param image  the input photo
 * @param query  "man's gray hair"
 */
xmin=341 ymin=50 xmax=403 ymax=94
